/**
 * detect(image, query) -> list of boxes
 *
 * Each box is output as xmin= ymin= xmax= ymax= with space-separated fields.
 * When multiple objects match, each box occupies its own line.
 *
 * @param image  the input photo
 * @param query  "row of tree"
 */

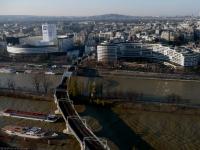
xmin=68 ymin=77 xmax=143 ymax=103
xmin=0 ymin=74 xmax=53 ymax=94
xmin=68 ymin=77 xmax=189 ymax=105
xmin=0 ymin=79 xmax=16 ymax=91
xmin=32 ymin=74 xmax=54 ymax=94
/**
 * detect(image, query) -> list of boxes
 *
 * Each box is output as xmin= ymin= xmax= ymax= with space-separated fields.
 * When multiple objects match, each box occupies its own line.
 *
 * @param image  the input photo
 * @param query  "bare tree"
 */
xmin=7 ymin=79 xmax=16 ymax=91
xmin=41 ymin=75 xmax=53 ymax=94
xmin=32 ymin=74 xmax=42 ymax=93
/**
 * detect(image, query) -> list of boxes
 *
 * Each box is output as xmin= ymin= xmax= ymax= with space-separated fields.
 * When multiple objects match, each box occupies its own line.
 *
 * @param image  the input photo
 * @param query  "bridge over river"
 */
xmin=54 ymin=71 xmax=110 ymax=150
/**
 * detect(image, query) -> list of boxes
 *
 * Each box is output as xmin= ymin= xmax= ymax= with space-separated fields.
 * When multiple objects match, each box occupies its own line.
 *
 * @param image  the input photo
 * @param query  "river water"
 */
xmin=105 ymin=76 xmax=200 ymax=104
xmin=0 ymin=97 xmax=79 ymax=150
xmin=1 ymin=73 xmax=200 ymax=149
xmin=0 ymin=73 xmax=200 ymax=104
xmin=74 ymin=76 xmax=200 ymax=105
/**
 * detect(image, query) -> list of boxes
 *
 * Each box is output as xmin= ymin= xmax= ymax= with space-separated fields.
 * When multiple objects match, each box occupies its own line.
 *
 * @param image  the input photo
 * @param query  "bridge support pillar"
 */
xmin=55 ymin=109 xmax=61 ymax=115
xmin=63 ymin=124 xmax=73 ymax=135
xmin=80 ymin=144 xmax=85 ymax=150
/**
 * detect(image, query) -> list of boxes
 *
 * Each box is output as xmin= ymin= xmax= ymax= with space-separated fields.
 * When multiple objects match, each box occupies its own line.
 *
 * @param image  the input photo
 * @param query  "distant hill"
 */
xmin=85 ymin=14 xmax=138 ymax=20
xmin=0 ymin=14 xmax=137 ymax=22
xmin=0 ymin=14 xmax=188 ymax=22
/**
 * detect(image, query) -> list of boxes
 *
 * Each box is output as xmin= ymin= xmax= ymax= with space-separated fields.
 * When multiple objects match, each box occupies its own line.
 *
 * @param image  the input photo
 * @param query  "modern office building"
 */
xmin=97 ymin=42 xmax=118 ymax=62
xmin=7 ymin=44 xmax=58 ymax=55
xmin=119 ymin=43 xmax=153 ymax=59
xmin=97 ymin=42 xmax=199 ymax=67
xmin=161 ymin=31 xmax=176 ymax=42
xmin=42 ymin=24 xmax=57 ymax=42
xmin=7 ymin=24 xmax=75 ymax=55
xmin=0 ymin=41 xmax=7 ymax=54
xmin=152 ymin=44 xmax=199 ymax=67
xmin=57 ymin=35 xmax=74 ymax=52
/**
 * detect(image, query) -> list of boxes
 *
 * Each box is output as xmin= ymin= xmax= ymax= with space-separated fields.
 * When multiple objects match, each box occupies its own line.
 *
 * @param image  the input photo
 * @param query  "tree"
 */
xmin=41 ymin=75 xmax=53 ymax=94
xmin=69 ymin=77 xmax=78 ymax=98
xmin=88 ymin=80 xmax=93 ymax=98
xmin=87 ymin=80 xmax=97 ymax=103
xmin=72 ymin=79 xmax=78 ymax=97
xmin=79 ymin=80 xmax=84 ymax=97
xmin=32 ymin=74 xmax=42 ymax=93
xmin=98 ymin=82 xmax=103 ymax=99
xmin=7 ymin=79 xmax=16 ymax=91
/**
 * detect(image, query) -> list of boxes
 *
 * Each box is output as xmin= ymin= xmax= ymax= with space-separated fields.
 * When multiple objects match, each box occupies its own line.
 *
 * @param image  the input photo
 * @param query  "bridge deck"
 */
xmin=55 ymin=76 xmax=108 ymax=150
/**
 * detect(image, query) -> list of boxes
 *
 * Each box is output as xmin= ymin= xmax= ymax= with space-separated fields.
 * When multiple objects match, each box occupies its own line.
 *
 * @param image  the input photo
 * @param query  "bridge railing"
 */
xmin=83 ymin=137 xmax=109 ymax=150
xmin=54 ymin=71 xmax=110 ymax=150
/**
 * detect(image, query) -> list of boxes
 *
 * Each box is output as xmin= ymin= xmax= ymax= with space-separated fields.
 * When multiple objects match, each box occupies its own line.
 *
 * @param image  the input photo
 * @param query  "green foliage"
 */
xmin=69 ymin=77 xmax=79 ymax=97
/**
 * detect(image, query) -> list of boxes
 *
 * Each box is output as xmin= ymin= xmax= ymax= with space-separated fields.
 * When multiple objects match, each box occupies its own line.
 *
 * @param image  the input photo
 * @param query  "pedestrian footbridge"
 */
xmin=54 ymin=71 xmax=110 ymax=150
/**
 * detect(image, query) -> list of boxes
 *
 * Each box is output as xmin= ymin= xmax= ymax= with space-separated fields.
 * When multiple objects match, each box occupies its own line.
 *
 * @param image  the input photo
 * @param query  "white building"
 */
xmin=99 ymin=32 xmax=114 ymax=41
xmin=97 ymin=42 xmax=199 ymax=67
xmin=119 ymin=43 xmax=153 ymax=58
xmin=0 ymin=41 xmax=7 ymax=54
xmin=42 ymin=24 xmax=57 ymax=42
xmin=6 ymin=24 xmax=75 ymax=55
xmin=97 ymin=42 xmax=118 ymax=62
xmin=152 ymin=45 xmax=199 ymax=67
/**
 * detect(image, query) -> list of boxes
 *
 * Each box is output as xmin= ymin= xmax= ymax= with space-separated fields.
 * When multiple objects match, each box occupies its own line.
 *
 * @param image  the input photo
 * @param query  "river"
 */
xmin=0 ymin=73 xmax=200 ymax=104
xmin=1 ymin=73 xmax=200 ymax=149
xmin=73 ymin=75 xmax=200 ymax=105
xmin=106 ymin=76 xmax=200 ymax=103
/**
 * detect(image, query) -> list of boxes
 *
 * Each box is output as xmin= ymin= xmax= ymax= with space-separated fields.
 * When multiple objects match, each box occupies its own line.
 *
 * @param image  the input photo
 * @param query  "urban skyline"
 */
xmin=1 ymin=1 xmax=200 ymax=150
xmin=0 ymin=0 xmax=200 ymax=17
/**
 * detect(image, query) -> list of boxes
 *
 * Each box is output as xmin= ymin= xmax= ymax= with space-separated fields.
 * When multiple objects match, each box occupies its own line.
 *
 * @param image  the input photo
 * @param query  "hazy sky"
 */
xmin=0 ymin=0 xmax=200 ymax=16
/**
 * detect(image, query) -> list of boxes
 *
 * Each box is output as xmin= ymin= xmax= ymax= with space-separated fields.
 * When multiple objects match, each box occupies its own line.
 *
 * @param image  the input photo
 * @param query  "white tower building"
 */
xmin=42 ymin=24 xmax=57 ymax=42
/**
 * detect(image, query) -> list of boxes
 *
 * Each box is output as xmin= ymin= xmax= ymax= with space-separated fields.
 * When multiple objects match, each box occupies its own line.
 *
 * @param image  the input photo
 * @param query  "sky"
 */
xmin=0 ymin=0 xmax=200 ymax=16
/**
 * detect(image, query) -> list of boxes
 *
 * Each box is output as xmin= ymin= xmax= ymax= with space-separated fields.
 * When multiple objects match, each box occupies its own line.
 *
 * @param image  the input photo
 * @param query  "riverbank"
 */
xmin=2 ymin=86 xmax=199 ymax=116
xmin=0 ymin=89 xmax=53 ymax=101
xmin=100 ymin=69 xmax=200 ymax=82
xmin=1 ymin=71 xmax=200 ymax=103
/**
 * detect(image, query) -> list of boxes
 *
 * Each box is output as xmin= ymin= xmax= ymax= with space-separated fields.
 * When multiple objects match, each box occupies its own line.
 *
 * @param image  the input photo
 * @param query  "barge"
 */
xmin=1 ymin=109 xmax=59 ymax=123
